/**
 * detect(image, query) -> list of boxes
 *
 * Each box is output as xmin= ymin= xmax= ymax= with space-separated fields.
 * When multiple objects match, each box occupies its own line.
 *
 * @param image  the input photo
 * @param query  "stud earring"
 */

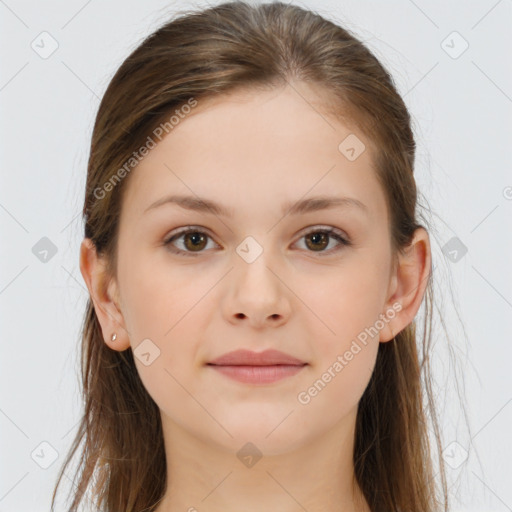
xmin=111 ymin=333 xmax=117 ymax=342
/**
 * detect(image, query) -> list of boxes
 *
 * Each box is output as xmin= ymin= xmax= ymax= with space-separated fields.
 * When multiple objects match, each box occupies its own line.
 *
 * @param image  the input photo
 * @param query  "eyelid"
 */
xmin=163 ymin=224 xmax=351 ymax=257
xmin=297 ymin=224 xmax=349 ymax=240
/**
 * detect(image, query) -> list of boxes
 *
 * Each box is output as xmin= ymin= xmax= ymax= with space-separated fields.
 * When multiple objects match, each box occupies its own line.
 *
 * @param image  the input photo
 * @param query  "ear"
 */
xmin=79 ymin=238 xmax=131 ymax=351
xmin=379 ymin=227 xmax=431 ymax=342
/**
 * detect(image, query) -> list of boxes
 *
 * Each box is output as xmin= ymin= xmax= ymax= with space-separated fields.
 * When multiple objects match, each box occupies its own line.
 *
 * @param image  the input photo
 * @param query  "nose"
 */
xmin=224 ymin=255 xmax=292 ymax=329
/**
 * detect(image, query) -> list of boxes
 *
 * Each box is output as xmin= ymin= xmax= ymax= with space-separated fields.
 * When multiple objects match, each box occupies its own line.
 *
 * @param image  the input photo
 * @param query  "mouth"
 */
xmin=206 ymin=363 xmax=307 ymax=384
xmin=206 ymin=349 xmax=308 ymax=384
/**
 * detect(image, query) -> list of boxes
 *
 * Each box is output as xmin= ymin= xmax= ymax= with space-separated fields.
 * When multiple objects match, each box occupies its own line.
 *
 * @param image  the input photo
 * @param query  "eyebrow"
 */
xmin=143 ymin=194 xmax=369 ymax=217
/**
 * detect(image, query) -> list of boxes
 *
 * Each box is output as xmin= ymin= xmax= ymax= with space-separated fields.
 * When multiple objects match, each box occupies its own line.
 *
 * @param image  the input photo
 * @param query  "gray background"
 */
xmin=1 ymin=0 xmax=511 ymax=510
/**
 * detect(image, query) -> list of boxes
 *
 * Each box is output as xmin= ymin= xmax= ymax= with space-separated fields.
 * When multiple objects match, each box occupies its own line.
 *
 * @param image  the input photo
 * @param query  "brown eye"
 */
xmin=164 ymin=226 xmax=350 ymax=258
xmin=164 ymin=228 xmax=216 ymax=256
xmin=182 ymin=231 xmax=208 ymax=251
xmin=304 ymin=232 xmax=329 ymax=251
xmin=296 ymin=227 xmax=350 ymax=255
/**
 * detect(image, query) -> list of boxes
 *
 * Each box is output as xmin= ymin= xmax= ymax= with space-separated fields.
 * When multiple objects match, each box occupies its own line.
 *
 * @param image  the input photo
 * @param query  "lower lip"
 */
xmin=208 ymin=364 xmax=306 ymax=384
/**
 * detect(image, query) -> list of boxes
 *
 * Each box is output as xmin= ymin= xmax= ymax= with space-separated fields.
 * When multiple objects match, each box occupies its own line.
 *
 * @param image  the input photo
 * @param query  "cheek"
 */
xmin=299 ymin=257 xmax=389 ymax=355
xmin=296 ymin=343 xmax=377 ymax=436
xmin=118 ymin=250 xmax=211 ymax=362
xmin=295 ymin=264 xmax=385 ymax=418
xmin=119 ymin=247 xmax=205 ymax=341
xmin=124 ymin=269 xmax=205 ymax=423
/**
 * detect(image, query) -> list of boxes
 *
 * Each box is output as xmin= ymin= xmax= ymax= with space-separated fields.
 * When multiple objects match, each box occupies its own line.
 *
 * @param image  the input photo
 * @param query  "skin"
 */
xmin=80 ymin=81 xmax=431 ymax=512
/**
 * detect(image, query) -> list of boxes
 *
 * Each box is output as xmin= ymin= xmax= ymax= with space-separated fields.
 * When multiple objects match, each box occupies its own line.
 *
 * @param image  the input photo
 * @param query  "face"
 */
xmin=101 ymin=82 xmax=404 ymax=455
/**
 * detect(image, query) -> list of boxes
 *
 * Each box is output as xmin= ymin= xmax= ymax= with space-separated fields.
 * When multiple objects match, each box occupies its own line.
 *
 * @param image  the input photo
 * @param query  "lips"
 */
xmin=207 ymin=349 xmax=306 ymax=366
xmin=207 ymin=349 xmax=307 ymax=385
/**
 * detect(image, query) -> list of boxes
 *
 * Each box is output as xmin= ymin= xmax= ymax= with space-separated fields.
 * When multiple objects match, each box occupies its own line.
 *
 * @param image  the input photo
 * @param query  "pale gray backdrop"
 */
xmin=1 ymin=0 xmax=511 ymax=511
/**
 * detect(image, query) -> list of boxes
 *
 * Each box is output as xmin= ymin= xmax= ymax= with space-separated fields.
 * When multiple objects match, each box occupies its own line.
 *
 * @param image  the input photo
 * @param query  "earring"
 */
xmin=111 ymin=333 xmax=117 ymax=342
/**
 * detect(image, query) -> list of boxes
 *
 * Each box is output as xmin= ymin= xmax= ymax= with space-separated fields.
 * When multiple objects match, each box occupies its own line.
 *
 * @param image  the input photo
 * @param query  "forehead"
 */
xmin=121 ymin=82 xmax=386 ymax=223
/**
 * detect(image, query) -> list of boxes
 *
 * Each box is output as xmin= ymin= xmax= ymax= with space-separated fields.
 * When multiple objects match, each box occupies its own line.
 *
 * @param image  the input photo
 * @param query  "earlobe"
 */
xmin=79 ymin=238 xmax=131 ymax=351
xmin=379 ymin=227 xmax=431 ymax=343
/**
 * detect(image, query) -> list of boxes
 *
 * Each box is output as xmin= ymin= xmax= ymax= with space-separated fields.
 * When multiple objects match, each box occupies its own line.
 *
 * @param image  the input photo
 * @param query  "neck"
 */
xmin=153 ymin=407 xmax=371 ymax=512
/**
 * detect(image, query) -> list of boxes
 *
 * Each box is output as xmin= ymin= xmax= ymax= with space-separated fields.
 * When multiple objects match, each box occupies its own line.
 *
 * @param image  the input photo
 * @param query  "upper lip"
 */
xmin=207 ymin=349 xmax=306 ymax=366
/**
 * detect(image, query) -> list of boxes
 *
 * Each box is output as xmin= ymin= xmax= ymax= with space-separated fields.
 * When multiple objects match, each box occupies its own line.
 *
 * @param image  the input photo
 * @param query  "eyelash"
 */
xmin=163 ymin=225 xmax=352 ymax=257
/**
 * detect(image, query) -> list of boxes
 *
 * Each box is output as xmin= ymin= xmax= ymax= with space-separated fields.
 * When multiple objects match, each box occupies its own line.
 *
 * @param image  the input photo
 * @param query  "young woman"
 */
xmin=52 ymin=2 xmax=453 ymax=511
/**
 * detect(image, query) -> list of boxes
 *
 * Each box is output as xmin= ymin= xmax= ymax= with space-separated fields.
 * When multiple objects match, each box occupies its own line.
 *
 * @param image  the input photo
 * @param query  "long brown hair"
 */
xmin=52 ymin=2 xmax=458 ymax=510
